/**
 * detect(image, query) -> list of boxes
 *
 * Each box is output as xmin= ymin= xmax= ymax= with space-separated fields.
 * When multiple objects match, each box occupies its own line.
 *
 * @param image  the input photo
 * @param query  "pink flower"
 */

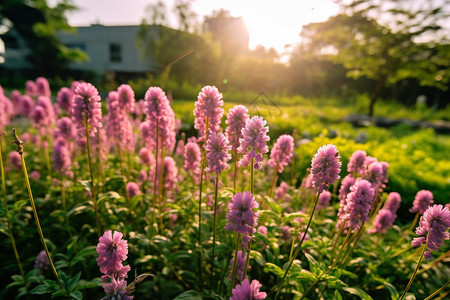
xmin=36 ymin=77 xmax=51 ymax=97
xmin=384 ymin=192 xmax=401 ymax=215
xmin=139 ymin=147 xmax=155 ymax=166
xmin=25 ymin=80 xmax=38 ymax=98
xmin=96 ymin=230 xmax=131 ymax=279
xmin=230 ymin=278 xmax=267 ymax=300
xmin=34 ymin=250 xmax=49 ymax=273
xmin=225 ymin=105 xmax=249 ymax=152
xmin=411 ymin=204 xmax=450 ymax=260
xmin=410 ymin=190 xmax=434 ymax=214
xmin=310 ymin=144 xmax=341 ymax=193
xmin=9 ymin=152 xmax=22 ymax=170
xmin=225 ymin=191 xmax=259 ymax=235
xmin=282 ymin=225 xmax=291 ymax=240
xmin=20 ymin=95 xmax=34 ymax=117
xmin=317 ymin=190 xmax=331 ymax=211
xmin=274 ymin=181 xmax=290 ymax=202
xmin=369 ymin=209 xmax=395 ymax=234
xmin=229 ymin=250 xmax=251 ymax=284
xmin=54 ymin=117 xmax=76 ymax=141
xmin=268 ymin=134 xmax=294 ymax=173
xmin=56 ymin=87 xmax=73 ymax=115
xmin=347 ymin=150 xmax=367 ymax=175
xmin=53 ymin=138 xmax=72 ymax=177
xmin=184 ymin=141 xmax=201 ymax=184
xmin=102 ymin=277 xmax=134 ymax=300
xmin=30 ymin=171 xmax=41 ymax=181
xmin=343 ymin=179 xmax=375 ymax=232
xmin=205 ymin=131 xmax=231 ymax=175
xmin=72 ymin=82 xmax=103 ymax=137
xmin=238 ymin=116 xmax=270 ymax=169
xmin=193 ymin=85 xmax=224 ymax=140
xmin=117 ymin=84 xmax=135 ymax=113
xmin=126 ymin=182 xmax=141 ymax=199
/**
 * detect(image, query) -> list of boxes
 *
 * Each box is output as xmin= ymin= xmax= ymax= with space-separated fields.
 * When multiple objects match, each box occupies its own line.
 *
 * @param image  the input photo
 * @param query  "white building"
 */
xmin=1 ymin=24 xmax=156 ymax=75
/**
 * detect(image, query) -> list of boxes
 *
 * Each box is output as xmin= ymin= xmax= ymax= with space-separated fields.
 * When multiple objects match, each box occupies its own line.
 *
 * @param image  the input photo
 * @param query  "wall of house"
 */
xmin=58 ymin=24 xmax=156 ymax=74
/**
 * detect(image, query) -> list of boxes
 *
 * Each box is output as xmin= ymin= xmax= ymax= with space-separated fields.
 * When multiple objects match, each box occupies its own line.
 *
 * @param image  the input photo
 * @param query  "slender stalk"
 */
xmin=300 ymin=280 xmax=319 ymax=300
xmin=210 ymin=175 xmax=220 ymax=292
xmin=268 ymin=165 xmax=279 ymax=198
xmin=13 ymin=129 xmax=61 ymax=287
xmin=332 ymin=222 xmax=345 ymax=252
xmin=151 ymin=122 xmax=159 ymax=238
xmin=229 ymin=233 xmax=241 ymax=297
xmin=158 ymin=148 xmax=166 ymax=229
xmin=328 ymin=230 xmax=352 ymax=274
xmin=0 ymin=140 xmax=24 ymax=277
xmin=85 ymin=121 xmax=100 ymax=235
xmin=399 ymin=244 xmax=426 ymax=300
xmin=233 ymin=149 xmax=238 ymax=191
xmin=241 ymin=240 xmax=253 ymax=281
xmin=44 ymin=142 xmax=51 ymax=174
xmin=417 ymin=250 xmax=449 ymax=276
xmin=61 ymin=179 xmax=73 ymax=237
xmin=341 ymin=224 xmax=366 ymax=268
xmin=424 ymin=281 xmax=450 ymax=300
xmin=250 ymin=157 xmax=254 ymax=195
xmin=270 ymin=192 xmax=320 ymax=297
xmin=408 ymin=212 xmax=420 ymax=232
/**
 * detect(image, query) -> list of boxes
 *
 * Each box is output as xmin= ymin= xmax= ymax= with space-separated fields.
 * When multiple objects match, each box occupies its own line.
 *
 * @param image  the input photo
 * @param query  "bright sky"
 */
xmin=66 ymin=0 xmax=339 ymax=54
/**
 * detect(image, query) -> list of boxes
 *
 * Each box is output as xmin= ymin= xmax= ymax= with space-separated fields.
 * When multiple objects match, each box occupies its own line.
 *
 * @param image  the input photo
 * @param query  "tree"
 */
xmin=299 ymin=0 xmax=450 ymax=116
xmin=1 ymin=0 xmax=87 ymax=76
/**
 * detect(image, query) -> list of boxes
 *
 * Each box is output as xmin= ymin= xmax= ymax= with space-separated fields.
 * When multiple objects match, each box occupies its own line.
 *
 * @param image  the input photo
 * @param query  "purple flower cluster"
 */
xmin=238 ymin=116 xmax=270 ymax=169
xmin=184 ymin=141 xmax=201 ymax=184
xmin=343 ymin=179 xmax=375 ymax=232
xmin=193 ymin=85 xmax=224 ymax=140
xmin=225 ymin=105 xmax=249 ymax=152
xmin=317 ymin=190 xmax=331 ymax=211
xmin=348 ymin=150 xmax=367 ymax=175
xmin=72 ymin=82 xmax=103 ymax=137
xmin=34 ymin=250 xmax=50 ymax=274
xmin=225 ymin=191 xmax=259 ymax=237
xmin=310 ymin=144 xmax=341 ymax=193
xmin=410 ymin=190 xmax=434 ymax=214
xmin=205 ymin=131 xmax=231 ymax=175
xmin=143 ymin=87 xmax=176 ymax=152
xmin=126 ymin=182 xmax=141 ymax=199
xmin=52 ymin=138 xmax=72 ymax=177
xmin=139 ymin=147 xmax=155 ymax=166
xmin=97 ymin=230 xmax=133 ymax=299
xmin=411 ymin=204 xmax=450 ymax=260
xmin=9 ymin=152 xmax=22 ymax=170
xmin=229 ymin=250 xmax=251 ymax=284
xmin=384 ymin=192 xmax=401 ymax=216
xmin=54 ymin=117 xmax=76 ymax=141
xmin=33 ymin=96 xmax=56 ymax=135
xmin=57 ymin=87 xmax=74 ymax=115
xmin=36 ymin=77 xmax=51 ymax=97
xmin=25 ymin=80 xmax=38 ymax=98
xmin=274 ymin=181 xmax=290 ymax=202
xmin=117 ymin=84 xmax=135 ymax=113
xmin=268 ymin=134 xmax=294 ymax=173
xmin=231 ymin=278 xmax=267 ymax=300
xmin=369 ymin=209 xmax=395 ymax=234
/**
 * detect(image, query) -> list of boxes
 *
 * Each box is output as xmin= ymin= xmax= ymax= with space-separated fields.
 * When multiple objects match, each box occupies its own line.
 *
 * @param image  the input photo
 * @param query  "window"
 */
xmin=109 ymin=43 xmax=122 ymax=62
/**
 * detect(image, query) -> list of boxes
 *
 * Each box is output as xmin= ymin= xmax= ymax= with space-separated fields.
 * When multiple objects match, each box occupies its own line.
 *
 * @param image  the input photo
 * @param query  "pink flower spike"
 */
xmin=96 ymin=230 xmax=130 ymax=277
xmin=268 ymin=134 xmax=295 ymax=173
xmin=231 ymin=278 xmax=267 ymax=300
xmin=205 ymin=131 xmax=231 ymax=175
xmin=310 ymin=144 xmax=341 ymax=193
xmin=193 ymin=85 xmax=224 ymax=140
xmin=225 ymin=105 xmax=249 ymax=152
xmin=343 ymin=179 xmax=375 ymax=232
xmin=72 ymin=82 xmax=103 ymax=138
xmin=410 ymin=190 xmax=434 ymax=214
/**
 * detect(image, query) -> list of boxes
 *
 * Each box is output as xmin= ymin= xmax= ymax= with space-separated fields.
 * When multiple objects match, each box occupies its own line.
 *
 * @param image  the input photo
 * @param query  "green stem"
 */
xmin=341 ymin=224 xmax=365 ymax=268
xmin=0 ymin=141 xmax=24 ymax=277
xmin=85 ymin=122 xmax=100 ymax=236
xmin=229 ymin=233 xmax=241 ymax=297
xmin=151 ymin=123 xmax=159 ymax=238
xmin=408 ymin=212 xmax=420 ymax=232
xmin=233 ymin=150 xmax=238 ymax=192
xmin=19 ymin=150 xmax=62 ymax=288
xmin=328 ymin=229 xmax=352 ymax=274
xmin=332 ymin=222 xmax=345 ymax=253
xmin=210 ymin=176 xmax=220 ymax=292
xmin=399 ymin=244 xmax=426 ymax=300
xmin=158 ymin=148 xmax=166 ymax=229
xmin=250 ymin=158 xmax=254 ymax=195
xmin=417 ymin=250 xmax=449 ymax=276
xmin=271 ymin=192 xmax=320 ymax=297
xmin=424 ymin=280 xmax=450 ymax=300
xmin=241 ymin=240 xmax=253 ymax=281
xmin=269 ymin=165 xmax=279 ymax=198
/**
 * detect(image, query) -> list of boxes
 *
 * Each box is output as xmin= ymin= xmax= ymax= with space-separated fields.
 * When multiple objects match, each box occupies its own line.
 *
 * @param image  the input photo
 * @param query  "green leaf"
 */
xmin=30 ymin=283 xmax=53 ymax=294
xmin=304 ymin=253 xmax=322 ymax=275
xmin=51 ymin=290 xmax=68 ymax=298
xmin=250 ymin=250 xmax=266 ymax=266
xmin=173 ymin=290 xmax=202 ymax=299
xmin=295 ymin=271 xmax=317 ymax=282
xmin=373 ymin=277 xmax=399 ymax=300
xmin=97 ymin=191 xmax=121 ymax=206
xmin=341 ymin=287 xmax=373 ymax=300
xmin=70 ymin=291 xmax=83 ymax=300
xmin=264 ymin=262 xmax=284 ymax=277
xmin=67 ymin=272 xmax=81 ymax=292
